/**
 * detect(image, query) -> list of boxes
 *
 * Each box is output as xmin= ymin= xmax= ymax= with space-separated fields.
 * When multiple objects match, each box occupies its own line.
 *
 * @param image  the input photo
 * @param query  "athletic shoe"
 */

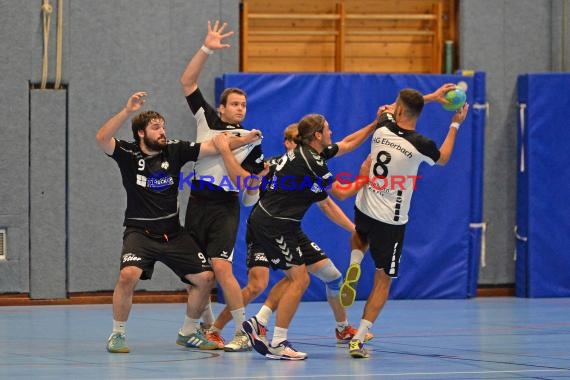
xmin=242 ymin=317 xmax=270 ymax=356
xmin=223 ymin=331 xmax=252 ymax=352
xmin=176 ymin=330 xmax=218 ymax=350
xmin=106 ymin=332 xmax=130 ymax=353
xmin=340 ymin=263 xmax=361 ymax=308
xmin=204 ymin=328 xmax=225 ymax=350
xmin=266 ymin=340 xmax=307 ymax=360
xmin=336 ymin=325 xmax=374 ymax=344
xmin=349 ymin=339 xmax=369 ymax=359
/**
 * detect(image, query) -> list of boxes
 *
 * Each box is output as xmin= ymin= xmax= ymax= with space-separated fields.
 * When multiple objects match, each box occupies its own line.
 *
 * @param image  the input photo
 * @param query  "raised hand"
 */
xmin=258 ymin=161 xmax=271 ymax=177
xmin=452 ymin=103 xmax=469 ymax=124
xmin=377 ymin=103 xmax=395 ymax=118
xmin=244 ymin=129 xmax=263 ymax=143
xmin=125 ymin=92 xmax=147 ymax=113
xmin=203 ymin=20 xmax=235 ymax=51
xmin=431 ymin=83 xmax=457 ymax=105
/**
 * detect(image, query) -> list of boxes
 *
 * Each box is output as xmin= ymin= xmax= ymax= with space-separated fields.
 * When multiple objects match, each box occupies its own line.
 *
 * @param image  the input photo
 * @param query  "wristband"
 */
xmin=450 ymin=122 xmax=460 ymax=130
xmin=200 ymin=45 xmax=213 ymax=55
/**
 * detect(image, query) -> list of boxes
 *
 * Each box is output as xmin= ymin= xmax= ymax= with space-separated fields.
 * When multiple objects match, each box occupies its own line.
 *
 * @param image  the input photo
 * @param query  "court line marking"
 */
xmin=155 ymin=368 xmax=570 ymax=380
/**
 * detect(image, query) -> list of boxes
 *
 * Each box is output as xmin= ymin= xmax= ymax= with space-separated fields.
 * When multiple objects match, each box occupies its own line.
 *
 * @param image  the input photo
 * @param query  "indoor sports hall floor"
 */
xmin=1 ymin=298 xmax=569 ymax=379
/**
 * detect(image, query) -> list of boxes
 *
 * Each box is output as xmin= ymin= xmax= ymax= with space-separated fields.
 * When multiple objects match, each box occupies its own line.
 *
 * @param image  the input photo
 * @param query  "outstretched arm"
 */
xmin=180 ymin=20 xmax=235 ymax=96
xmin=424 ymin=83 xmax=456 ymax=105
xmin=437 ymin=103 xmax=469 ymax=165
xmin=197 ymin=130 xmax=262 ymax=158
xmin=95 ymin=91 xmax=147 ymax=155
xmin=336 ymin=104 xmax=394 ymax=157
xmin=335 ymin=120 xmax=376 ymax=157
xmin=317 ymin=197 xmax=355 ymax=233
xmin=328 ymin=156 xmax=371 ymax=201
xmin=205 ymin=133 xmax=259 ymax=189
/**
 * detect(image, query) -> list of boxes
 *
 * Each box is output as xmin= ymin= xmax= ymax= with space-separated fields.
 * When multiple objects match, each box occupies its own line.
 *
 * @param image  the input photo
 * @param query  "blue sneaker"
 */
xmin=107 ymin=332 xmax=130 ymax=353
xmin=242 ymin=317 xmax=270 ymax=356
xmin=177 ymin=330 xmax=218 ymax=350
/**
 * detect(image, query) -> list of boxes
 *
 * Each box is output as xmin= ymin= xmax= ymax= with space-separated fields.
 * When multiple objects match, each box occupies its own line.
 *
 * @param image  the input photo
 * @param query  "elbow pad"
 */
xmin=241 ymin=190 xmax=260 ymax=207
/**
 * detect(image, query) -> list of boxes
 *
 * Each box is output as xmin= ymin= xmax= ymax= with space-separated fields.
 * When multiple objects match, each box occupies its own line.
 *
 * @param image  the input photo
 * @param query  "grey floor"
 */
xmin=1 ymin=297 xmax=569 ymax=379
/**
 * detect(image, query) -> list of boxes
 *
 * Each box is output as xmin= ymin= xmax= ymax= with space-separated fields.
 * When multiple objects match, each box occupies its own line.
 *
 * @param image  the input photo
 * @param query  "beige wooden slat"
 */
xmin=344 ymin=57 xmax=432 ymax=73
xmin=248 ymin=13 xmax=340 ymax=20
xmin=248 ymin=35 xmax=337 ymax=42
xmin=247 ymin=42 xmax=336 ymax=57
xmin=345 ymin=42 xmax=433 ymax=58
xmin=246 ymin=57 xmax=336 ymax=72
xmin=337 ymin=1 xmax=346 ymax=71
xmin=346 ymin=14 xmax=437 ymax=20
xmin=249 ymin=30 xmax=338 ymax=36
xmin=347 ymin=30 xmax=435 ymax=36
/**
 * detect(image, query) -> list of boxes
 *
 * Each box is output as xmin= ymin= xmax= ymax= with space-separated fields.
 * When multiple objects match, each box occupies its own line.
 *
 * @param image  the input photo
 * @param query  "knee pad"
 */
xmin=313 ymin=260 xmax=343 ymax=297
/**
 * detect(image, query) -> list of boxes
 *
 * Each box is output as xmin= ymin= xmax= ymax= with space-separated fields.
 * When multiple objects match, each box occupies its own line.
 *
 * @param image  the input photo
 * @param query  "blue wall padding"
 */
xmin=216 ymin=73 xmax=485 ymax=301
xmin=467 ymin=72 xmax=486 ymax=297
xmin=516 ymin=73 xmax=570 ymax=297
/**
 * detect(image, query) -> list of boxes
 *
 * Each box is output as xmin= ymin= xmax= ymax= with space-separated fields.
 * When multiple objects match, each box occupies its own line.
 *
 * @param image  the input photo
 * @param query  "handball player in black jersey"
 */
xmin=96 ymin=91 xmax=260 ymax=353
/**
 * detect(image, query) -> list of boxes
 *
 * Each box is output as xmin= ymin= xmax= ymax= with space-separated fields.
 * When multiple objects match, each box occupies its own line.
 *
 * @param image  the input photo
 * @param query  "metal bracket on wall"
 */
xmin=0 ymin=229 xmax=6 ymax=261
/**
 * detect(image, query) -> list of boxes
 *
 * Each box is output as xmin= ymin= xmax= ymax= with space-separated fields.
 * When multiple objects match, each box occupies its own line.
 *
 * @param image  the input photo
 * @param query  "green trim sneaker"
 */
xmin=177 ymin=330 xmax=218 ymax=350
xmin=107 ymin=332 xmax=130 ymax=353
xmin=340 ymin=263 xmax=361 ymax=308
xmin=223 ymin=331 xmax=252 ymax=352
xmin=349 ymin=339 xmax=369 ymax=359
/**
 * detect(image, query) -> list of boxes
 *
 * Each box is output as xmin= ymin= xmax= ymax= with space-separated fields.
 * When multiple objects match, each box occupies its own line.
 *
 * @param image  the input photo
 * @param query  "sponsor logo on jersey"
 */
xmin=122 ymin=253 xmax=142 ymax=263
xmin=147 ymin=172 xmax=174 ymax=190
xmin=373 ymin=137 xmax=413 ymax=158
xmin=136 ymin=174 xmax=147 ymax=187
xmin=161 ymin=161 xmax=170 ymax=170
xmin=310 ymin=183 xmax=322 ymax=193
xmin=271 ymin=258 xmax=281 ymax=265
xmin=254 ymin=253 xmax=268 ymax=262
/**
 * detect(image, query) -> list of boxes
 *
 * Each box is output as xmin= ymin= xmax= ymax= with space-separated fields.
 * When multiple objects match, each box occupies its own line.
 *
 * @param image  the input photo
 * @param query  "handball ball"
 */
xmin=443 ymin=87 xmax=466 ymax=111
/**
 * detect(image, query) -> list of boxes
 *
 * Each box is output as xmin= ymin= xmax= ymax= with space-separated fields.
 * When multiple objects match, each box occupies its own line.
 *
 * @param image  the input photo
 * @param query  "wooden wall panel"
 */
xmin=241 ymin=0 xmax=457 ymax=73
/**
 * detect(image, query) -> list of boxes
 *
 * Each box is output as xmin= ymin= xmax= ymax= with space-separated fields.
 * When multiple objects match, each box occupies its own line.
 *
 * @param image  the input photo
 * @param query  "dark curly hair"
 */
xmin=131 ymin=111 xmax=164 ymax=142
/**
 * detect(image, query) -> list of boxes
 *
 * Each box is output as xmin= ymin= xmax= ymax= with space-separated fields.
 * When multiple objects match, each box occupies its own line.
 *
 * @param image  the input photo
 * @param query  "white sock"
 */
xmin=230 ymin=307 xmax=246 ymax=333
xmin=271 ymin=327 xmax=288 ymax=347
xmin=255 ymin=305 xmax=273 ymax=326
xmin=180 ymin=316 xmax=200 ymax=336
xmin=354 ymin=319 xmax=373 ymax=341
xmin=350 ymin=249 xmax=364 ymax=265
xmin=336 ymin=320 xmax=349 ymax=331
xmin=112 ymin=320 xmax=126 ymax=334
xmin=201 ymin=300 xmax=215 ymax=327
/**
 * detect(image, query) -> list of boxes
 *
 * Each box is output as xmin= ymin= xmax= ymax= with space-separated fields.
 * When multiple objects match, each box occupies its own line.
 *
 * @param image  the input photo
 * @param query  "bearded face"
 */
xmin=141 ymin=118 xmax=167 ymax=151
xmin=143 ymin=131 xmax=166 ymax=151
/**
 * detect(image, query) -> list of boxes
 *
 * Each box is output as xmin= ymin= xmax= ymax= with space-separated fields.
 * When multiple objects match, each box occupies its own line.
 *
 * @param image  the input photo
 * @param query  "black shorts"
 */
xmin=354 ymin=207 xmax=406 ymax=278
xmin=246 ymin=206 xmax=326 ymax=270
xmin=121 ymin=227 xmax=212 ymax=284
xmin=184 ymin=195 xmax=239 ymax=262
xmin=246 ymin=220 xmax=328 ymax=269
